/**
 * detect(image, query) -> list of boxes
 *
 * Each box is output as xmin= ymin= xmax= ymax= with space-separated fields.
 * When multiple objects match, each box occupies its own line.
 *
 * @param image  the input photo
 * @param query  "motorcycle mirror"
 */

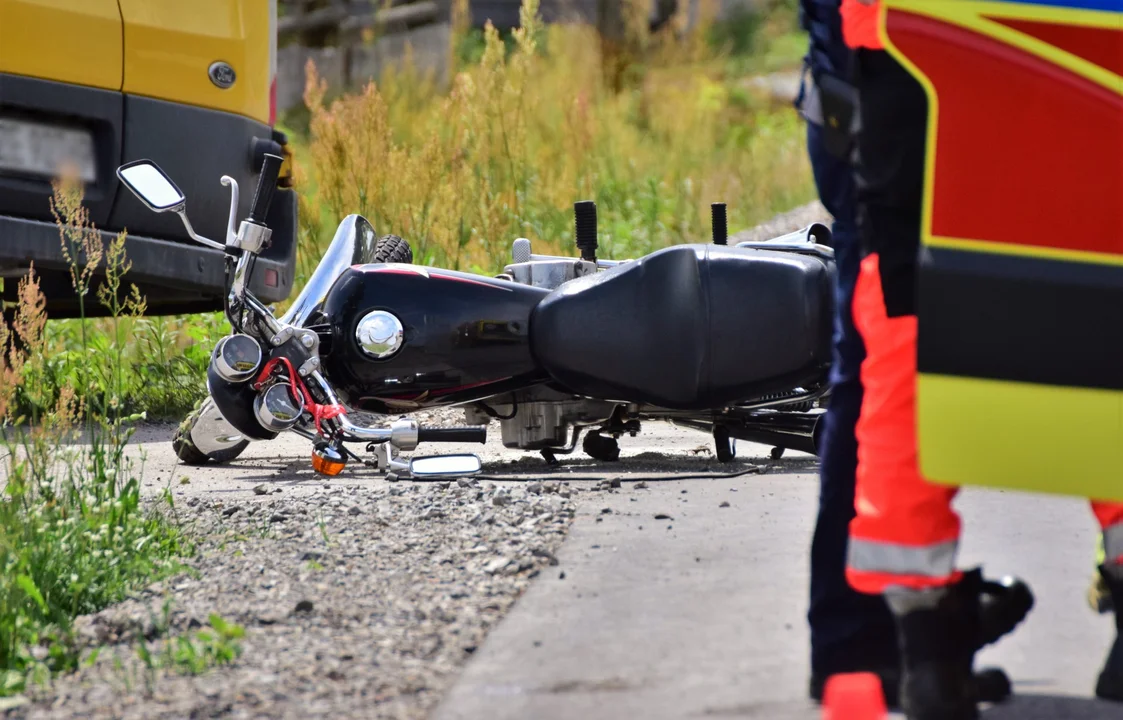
xmin=116 ymin=160 xmax=185 ymax=213
xmin=116 ymin=159 xmax=226 ymax=251
xmin=409 ymin=454 xmax=482 ymax=478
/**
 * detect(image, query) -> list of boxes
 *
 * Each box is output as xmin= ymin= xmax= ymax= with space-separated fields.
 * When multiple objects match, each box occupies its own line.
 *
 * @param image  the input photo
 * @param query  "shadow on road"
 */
xmin=984 ymin=694 xmax=1119 ymax=719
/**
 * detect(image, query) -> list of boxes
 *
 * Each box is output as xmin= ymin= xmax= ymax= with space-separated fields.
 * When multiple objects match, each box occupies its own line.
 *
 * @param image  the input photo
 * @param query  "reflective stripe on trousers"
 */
xmin=848 ymin=537 xmax=958 ymax=580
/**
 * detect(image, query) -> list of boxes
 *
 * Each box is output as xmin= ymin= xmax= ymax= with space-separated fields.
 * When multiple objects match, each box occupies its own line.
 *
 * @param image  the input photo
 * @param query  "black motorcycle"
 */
xmin=117 ymin=155 xmax=835 ymax=480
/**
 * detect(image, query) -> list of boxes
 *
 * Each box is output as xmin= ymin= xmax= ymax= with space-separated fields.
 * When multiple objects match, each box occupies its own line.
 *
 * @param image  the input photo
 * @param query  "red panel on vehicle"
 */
xmin=886 ymin=9 xmax=1123 ymax=258
xmin=988 ymin=16 xmax=1123 ymax=79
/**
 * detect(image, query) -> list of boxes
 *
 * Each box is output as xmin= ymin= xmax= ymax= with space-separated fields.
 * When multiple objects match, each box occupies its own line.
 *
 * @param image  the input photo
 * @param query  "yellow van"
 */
xmin=0 ymin=0 xmax=297 ymax=317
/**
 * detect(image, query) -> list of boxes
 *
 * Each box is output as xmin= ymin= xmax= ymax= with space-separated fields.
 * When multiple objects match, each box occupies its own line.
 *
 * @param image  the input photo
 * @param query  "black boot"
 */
xmin=886 ymin=573 xmax=1013 ymax=720
xmin=810 ymin=570 xmax=1030 ymax=711
xmin=960 ymin=568 xmax=1035 ymax=650
xmin=1095 ymin=564 xmax=1123 ymax=701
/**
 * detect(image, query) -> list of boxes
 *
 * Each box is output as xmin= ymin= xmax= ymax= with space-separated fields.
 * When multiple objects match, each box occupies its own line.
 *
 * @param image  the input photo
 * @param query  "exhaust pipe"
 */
xmin=725 ymin=411 xmax=823 ymax=456
xmin=670 ymin=411 xmax=823 ymax=457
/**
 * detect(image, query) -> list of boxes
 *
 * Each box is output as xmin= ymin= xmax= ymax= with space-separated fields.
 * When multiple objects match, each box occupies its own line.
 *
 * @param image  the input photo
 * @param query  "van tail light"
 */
xmin=270 ymin=77 xmax=277 ymax=126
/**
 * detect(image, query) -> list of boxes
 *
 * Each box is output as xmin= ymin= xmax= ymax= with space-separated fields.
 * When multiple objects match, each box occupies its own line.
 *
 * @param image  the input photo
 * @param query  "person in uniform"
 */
xmin=793 ymin=0 xmax=901 ymax=705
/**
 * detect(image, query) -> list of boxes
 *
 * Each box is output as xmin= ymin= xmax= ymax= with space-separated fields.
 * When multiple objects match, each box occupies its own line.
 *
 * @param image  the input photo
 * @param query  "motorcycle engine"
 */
xmin=462 ymin=238 xmax=624 ymax=453
xmin=465 ymin=388 xmax=618 ymax=451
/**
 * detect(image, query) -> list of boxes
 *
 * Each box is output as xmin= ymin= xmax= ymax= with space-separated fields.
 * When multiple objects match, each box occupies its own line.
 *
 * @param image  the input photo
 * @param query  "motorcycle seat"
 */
xmin=529 ymin=243 xmax=833 ymax=410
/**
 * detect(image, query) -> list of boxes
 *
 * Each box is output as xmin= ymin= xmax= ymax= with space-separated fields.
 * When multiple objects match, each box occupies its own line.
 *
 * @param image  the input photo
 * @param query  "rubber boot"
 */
xmin=963 ymin=567 xmax=1032 ymax=705
xmin=963 ymin=568 xmax=1035 ymax=650
xmin=885 ymin=574 xmax=1001 ymax=720
xmin=810 ymin=569 xmax=1030 ymax=710
xmin=1095 ymin=564 xmax=1123 ymax=701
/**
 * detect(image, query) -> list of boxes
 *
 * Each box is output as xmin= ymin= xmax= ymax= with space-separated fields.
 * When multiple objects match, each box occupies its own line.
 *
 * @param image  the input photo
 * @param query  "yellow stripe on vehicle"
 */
xmin=917 ymin=373 xmax=1123 ymax=501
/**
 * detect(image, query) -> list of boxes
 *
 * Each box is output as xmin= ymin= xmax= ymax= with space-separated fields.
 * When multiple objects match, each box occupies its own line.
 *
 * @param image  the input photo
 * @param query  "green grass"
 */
xmin=24 ymin=313 xmax=224 ymax=422
xmin=135 ymin=609 xmax=245 ymax=678
xmin=0 ymin=179 xmax=194 ymax=697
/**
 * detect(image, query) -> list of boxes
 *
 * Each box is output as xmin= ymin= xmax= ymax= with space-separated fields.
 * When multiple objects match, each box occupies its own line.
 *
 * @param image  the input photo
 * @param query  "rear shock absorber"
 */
xmin=574 ymin=200 xmax=598 ymax=263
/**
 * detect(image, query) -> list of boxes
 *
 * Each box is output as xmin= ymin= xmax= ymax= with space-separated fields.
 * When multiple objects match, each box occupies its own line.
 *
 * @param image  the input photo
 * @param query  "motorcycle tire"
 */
xmin=374 ymin=234 xmax=413 ymax=264
xmin=173 ymin=397 xmax=249 ymax=466
xmin=583 ymin=432 xmax=621 ymax=462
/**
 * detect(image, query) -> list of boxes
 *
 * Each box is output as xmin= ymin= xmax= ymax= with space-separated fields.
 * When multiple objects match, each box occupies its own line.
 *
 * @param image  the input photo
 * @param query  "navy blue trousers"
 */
xmin=805 ymin=120 xmax=899 ymax=675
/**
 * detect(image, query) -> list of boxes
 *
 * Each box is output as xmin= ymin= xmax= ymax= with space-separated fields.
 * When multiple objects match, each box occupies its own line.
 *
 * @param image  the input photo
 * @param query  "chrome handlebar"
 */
xmin=305 ymin=370 xmax=403 ymax=444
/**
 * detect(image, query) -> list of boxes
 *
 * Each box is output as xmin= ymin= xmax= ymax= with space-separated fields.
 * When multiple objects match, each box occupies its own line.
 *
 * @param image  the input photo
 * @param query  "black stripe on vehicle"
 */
xmin=917 ymin=246 xmax=1123 ymax=391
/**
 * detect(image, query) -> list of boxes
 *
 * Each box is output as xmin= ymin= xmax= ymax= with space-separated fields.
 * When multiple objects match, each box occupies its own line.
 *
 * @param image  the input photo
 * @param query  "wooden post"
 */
xmin=597 ymin=0 xmax=626 ymax=92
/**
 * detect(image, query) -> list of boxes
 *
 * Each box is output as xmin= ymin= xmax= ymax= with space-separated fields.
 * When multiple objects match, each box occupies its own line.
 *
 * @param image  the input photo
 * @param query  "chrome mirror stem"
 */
xmin=175 ymin=209 xmax=224 ymax=251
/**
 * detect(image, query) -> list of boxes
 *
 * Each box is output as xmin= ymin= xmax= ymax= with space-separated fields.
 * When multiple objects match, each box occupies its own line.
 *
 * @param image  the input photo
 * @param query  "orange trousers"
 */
xmin=845 ymin=255 xmax=1123 ymax=595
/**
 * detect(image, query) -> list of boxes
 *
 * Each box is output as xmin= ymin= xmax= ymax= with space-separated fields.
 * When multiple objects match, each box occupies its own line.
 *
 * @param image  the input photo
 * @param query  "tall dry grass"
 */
xmin=293 ymin=0 xmax=814 ymax=280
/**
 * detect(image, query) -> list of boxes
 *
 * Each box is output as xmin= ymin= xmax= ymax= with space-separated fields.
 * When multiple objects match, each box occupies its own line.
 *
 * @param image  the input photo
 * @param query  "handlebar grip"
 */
xmin=417 ymin=426 xmax=487 ymax=444
xmin=248 ymin=153 xmax=284 ymax=224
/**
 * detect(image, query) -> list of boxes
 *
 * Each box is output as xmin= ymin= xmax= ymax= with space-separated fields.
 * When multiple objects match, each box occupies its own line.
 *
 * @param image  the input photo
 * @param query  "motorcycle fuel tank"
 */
xmin=319 ymin=264 xmax=551 ymax=413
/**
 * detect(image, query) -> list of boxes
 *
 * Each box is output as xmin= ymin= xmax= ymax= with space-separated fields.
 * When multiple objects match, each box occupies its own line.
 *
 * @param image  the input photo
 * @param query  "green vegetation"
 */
xmin=135 ymin=611 xmax=245 ymax=679
xmin=293 ymin=0 xmax=812 ymax=278
xmin=0 ymin=177 xmax=193 ymax=697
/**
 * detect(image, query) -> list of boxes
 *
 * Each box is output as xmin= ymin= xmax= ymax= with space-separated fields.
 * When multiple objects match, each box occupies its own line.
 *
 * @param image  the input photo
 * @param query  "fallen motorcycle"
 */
xmin=117 ymin=155 xmax=835 ymax=480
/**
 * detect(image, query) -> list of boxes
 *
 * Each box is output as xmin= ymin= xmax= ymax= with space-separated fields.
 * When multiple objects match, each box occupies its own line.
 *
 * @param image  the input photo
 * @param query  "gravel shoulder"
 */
xmin=7 ymin=408 xmax=769 ymax=720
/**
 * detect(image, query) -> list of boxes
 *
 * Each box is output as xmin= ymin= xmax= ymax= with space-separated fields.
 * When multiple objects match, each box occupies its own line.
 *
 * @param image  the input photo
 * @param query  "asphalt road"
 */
xmin=133 ymin=420 xmax=1121 ymax=720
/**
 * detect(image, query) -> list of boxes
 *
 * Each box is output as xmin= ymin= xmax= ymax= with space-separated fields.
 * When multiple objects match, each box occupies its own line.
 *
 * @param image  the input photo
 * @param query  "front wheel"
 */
xmin=173 ymin=397 xmax=250 ymax=465
xmin=373 ymin=234 xmax=413 ymax=264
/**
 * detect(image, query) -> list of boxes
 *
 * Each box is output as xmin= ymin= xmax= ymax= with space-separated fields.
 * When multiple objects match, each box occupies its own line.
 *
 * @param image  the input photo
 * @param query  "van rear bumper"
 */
xmin=0 ymin=211 xmax=295 ymax=318
xmin=0 ymin=72 xmax=297 ymax=317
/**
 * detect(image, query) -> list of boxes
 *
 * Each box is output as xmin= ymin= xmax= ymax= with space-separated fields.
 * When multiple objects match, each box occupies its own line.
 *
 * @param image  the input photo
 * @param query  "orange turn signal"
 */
xmin=312 ymin=443 xmax=346 ymax=476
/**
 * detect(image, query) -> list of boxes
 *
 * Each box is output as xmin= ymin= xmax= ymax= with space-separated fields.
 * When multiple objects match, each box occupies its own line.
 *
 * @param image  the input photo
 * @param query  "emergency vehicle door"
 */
xmin=880 ymin=0 xmax=1123 ymax=501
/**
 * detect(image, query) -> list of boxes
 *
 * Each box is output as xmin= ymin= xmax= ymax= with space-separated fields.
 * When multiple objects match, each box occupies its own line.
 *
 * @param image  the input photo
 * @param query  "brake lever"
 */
xmin=220 ymin=175 xmax=240 ymax=247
